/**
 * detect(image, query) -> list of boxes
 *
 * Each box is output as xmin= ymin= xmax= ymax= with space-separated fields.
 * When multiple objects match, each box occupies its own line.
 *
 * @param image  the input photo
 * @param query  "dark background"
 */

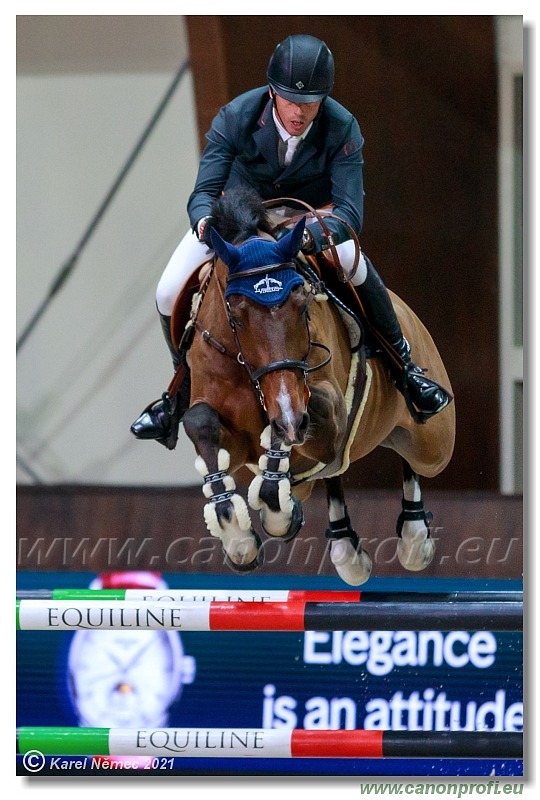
xmin=187 ymin=15 xmax=499 ymax=491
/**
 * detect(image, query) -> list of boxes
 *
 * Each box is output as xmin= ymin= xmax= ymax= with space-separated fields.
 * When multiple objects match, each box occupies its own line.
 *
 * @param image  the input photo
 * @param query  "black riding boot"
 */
xmin=356 ymin=257 xmax=451 ymax=422
xmin=130 ymin=312 xmax=191 ymax=449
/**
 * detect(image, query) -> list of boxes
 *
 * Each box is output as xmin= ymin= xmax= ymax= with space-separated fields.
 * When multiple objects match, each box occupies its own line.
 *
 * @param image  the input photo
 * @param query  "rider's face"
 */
xmin=272 ymin=92 xmax=322 ymax=137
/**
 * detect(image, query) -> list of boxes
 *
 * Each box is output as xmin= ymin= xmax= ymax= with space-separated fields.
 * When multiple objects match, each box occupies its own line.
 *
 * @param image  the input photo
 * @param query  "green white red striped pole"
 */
xmin=15 ymin=589 xmax=522 ymax=604
xmin=16 ymin=727 xmax=522 ymax=759
xmin=16 ymin=588 xmax=360 ymax=603
xmin=16 ymin=595 xmax=523 ymax=632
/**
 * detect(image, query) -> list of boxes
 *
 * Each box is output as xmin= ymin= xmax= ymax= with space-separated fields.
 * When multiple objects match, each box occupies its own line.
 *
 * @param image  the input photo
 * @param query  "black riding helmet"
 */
xmin=267 ymin=34 xmax=335 ymax=104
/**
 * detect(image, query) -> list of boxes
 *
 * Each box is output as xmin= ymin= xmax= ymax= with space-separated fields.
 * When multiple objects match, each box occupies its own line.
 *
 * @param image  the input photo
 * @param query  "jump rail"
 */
xmin=16 ymin=593 xmax=523 ymax=632
xmin=16 ymin=727 xmax=523 ymax=759
xmin=16 ymin=589 xmax=522 ymax=604
xmin=16 ymin=589 xmax=361 ymax=602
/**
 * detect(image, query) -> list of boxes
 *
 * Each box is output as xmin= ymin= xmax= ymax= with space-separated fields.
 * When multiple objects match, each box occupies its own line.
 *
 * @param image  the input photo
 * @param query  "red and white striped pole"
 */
xmin=16 ymin=594 xmax=523 ymax=632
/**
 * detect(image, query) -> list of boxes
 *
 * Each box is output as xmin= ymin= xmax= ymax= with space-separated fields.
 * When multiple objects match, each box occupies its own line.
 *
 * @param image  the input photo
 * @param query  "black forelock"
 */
xmin=210 ymin=186 xmax=273 ymax=244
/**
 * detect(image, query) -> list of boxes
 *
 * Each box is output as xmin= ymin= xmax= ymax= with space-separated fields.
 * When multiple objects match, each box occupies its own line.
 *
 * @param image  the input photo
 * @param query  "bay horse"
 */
xmin=178 ymin=188 xmax=455 ymax=585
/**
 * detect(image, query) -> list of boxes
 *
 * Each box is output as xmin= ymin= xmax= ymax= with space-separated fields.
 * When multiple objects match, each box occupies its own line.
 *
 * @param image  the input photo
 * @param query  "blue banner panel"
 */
xmin=16 ymin=573 xmax=523 ymax=777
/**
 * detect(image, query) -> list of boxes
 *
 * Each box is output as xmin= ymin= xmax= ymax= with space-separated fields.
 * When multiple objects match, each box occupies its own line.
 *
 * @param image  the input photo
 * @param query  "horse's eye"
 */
xmin=230 ymin=314 xmax=244 ymax=329
xmin=227 ymin=300 xmax=246 ymax=329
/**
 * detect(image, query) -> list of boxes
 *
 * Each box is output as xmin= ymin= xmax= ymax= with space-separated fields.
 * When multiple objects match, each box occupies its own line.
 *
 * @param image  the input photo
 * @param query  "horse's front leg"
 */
xmin=396 ymin=458 xmax=436 ymax=571
xmin=183 ymin=402 xmax=262 ymax=571
xmin=247 ymin=379 xmax=347 ymax=540
xmin=247 ymin=425 xmax=304 ymax=540
xmin=324 ymin=475 xmax=372 ymax=586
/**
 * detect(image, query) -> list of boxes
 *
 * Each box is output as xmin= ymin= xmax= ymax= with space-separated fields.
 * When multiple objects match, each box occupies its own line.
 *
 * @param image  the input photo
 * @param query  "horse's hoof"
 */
xmin=397 ymin=534 xmax=436 ymax=571
xmin=262 ymin=496 xmax=305 ymax=542
xmin=223 ymin=529 xmax=263 ymax=573
xmin=329 ymin=538 xmax=372 ymax=586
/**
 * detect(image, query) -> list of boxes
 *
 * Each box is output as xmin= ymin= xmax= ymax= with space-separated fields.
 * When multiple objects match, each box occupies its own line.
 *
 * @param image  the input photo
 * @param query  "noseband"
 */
xmin=225 ymin=260 xmax=332 ymax=410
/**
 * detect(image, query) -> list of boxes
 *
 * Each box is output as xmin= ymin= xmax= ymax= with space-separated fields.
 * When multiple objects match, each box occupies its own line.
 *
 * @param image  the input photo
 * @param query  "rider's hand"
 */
xmin=197 ymin=216 xmax=215 ymax=248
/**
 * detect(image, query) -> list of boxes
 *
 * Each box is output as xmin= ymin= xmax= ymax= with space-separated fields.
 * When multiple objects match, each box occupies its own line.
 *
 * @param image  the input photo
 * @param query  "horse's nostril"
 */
xmin=271 ymin=414 xmax=308 ymax=446
xmin=294 ymin=414 xmax=309 ymax=442
xmin=299 ymin=413 xmax=310 ymax=434
xmin=271 ymin=419 xmax=287 ymax=438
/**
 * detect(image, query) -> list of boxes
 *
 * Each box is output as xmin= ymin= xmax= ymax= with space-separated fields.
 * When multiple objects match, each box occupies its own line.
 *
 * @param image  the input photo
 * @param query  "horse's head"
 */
xmin=211 ymin=217 xmax=314 ymax=446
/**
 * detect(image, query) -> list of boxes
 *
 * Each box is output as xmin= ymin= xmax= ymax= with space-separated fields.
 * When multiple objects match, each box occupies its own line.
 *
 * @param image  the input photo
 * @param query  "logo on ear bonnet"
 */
xmin=254 ymin=275 xmax=284 ymax=295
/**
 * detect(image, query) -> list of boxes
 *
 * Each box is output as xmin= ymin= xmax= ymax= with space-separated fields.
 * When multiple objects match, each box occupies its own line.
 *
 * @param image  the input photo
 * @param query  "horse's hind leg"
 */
xmin=396 ymin=458 xmax=436 ymax=571
xmin=324 ymin=476 xmax=372 ymax=586
xmin=183 ymin=403 xmax=261 ymax=571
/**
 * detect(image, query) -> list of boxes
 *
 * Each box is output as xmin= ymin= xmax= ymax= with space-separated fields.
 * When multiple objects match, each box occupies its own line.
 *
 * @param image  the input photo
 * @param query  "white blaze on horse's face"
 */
xmin=227 ymin=292 xmax=310 ymax=446
xmin=277 ymin=378 xmax=297 ymax=440
xmin=267 ymin=369 xmax=309 ymax=447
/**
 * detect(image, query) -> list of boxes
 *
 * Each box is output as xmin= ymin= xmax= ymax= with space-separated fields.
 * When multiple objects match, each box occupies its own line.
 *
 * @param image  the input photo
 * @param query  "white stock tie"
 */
xmin=284 ymin=135 xmax=302 ymax=165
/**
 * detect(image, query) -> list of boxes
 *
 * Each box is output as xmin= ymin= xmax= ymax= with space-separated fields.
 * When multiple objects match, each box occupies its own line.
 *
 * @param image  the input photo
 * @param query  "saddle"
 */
xmin=170 ymin=261 xmax=213 ymax=351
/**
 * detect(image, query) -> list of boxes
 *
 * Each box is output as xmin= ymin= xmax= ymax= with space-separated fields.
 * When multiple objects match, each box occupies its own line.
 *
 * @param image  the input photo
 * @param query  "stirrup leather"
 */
xmin=155 ymin=391 xmax=180 ymax=451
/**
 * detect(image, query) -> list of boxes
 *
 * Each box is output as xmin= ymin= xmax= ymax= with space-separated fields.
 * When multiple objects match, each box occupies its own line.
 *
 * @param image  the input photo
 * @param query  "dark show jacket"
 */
xmin=187 ymin=88 xmax=365 ymax=246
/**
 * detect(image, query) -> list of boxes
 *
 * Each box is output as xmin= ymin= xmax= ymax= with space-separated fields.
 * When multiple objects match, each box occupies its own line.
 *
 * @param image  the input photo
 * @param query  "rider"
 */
xmin=131 ymin=34 xmax=451 ymax=447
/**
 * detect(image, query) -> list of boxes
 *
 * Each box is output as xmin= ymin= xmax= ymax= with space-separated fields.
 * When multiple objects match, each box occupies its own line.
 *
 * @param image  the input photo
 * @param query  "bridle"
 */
xmin=191 ymin=195 xmax=359 ymax=413
xmin=224 ymin=259 xmax=332 ymax=412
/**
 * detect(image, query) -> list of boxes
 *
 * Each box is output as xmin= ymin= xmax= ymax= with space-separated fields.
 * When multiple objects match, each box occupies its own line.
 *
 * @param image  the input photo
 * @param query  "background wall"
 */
xmin=17 ymin=16 xmax=202 ymax=486
xmin=16 ymin=15 xmax=520 ymax=492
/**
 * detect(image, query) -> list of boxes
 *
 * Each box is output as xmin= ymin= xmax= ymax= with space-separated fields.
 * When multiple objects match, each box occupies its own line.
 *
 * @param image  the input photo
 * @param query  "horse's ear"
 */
xmin=276 ymin=216 xmax=306 ymax=261
xmin=210 ymin=227 xmax=241 ymax=268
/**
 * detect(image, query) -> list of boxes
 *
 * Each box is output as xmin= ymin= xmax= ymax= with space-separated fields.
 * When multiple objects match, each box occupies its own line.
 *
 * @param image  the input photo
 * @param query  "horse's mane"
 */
xmin=210 ymin=187 xmax=274 ymax=244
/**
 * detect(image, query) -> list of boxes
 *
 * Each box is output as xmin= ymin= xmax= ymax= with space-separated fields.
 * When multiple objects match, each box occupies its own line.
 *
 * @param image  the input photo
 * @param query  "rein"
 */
xmin=262 ymin=197 xmax=361 ymax=283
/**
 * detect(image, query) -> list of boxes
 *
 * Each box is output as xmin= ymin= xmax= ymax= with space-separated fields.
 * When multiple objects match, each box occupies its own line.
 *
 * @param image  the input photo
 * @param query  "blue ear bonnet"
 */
xmin=224 ymin=238 xmax=304 ymax=305
xmin=210 ymin=217 xmax=306 ymax=306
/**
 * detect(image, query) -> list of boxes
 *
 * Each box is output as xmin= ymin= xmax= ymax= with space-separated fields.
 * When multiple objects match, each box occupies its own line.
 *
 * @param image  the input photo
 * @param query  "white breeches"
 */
xmin=156 ymin=229 xmax=212 ymax=315
xmin=155 ymin=228 xmax=368 ymax=316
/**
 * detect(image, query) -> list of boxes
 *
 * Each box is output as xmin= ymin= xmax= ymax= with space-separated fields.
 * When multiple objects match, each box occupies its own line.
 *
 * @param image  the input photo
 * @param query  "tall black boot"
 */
xmin=130 ymin=312 xmax=191 ymax=449
xmin=356 ymin=257 xmax=451 ymax=423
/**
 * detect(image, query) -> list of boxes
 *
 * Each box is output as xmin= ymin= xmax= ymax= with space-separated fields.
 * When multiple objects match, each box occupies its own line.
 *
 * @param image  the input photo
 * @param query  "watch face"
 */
xmin=67 ymin=629 xmax=195 ymax=728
